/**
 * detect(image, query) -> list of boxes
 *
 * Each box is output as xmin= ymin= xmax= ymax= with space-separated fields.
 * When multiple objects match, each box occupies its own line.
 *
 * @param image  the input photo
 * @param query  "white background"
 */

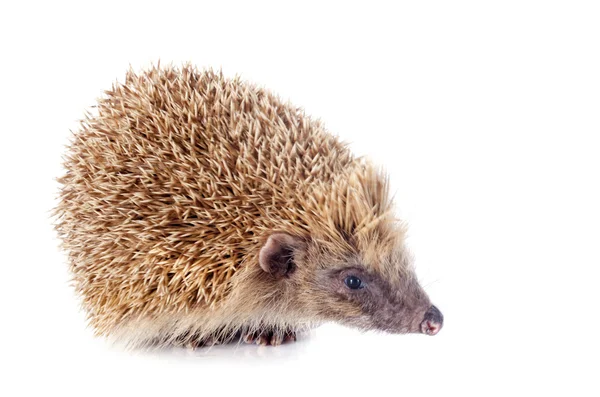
xmin=1 ymin=1 xmax=599 ymax=396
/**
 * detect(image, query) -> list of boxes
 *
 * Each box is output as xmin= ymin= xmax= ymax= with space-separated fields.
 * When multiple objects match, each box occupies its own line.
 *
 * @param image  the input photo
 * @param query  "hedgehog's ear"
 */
xmin=259 ymin=233 xmax=305 ymax=278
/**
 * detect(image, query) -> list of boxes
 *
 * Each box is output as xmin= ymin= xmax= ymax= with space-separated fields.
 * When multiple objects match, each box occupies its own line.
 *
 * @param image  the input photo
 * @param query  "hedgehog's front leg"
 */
xmin=241 ymin=328 xmax=297 ymax=346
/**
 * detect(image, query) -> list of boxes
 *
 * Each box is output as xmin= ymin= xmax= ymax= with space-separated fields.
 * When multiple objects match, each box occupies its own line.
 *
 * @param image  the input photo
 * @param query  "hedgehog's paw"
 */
xmin=242 ymin=328 xmax=296 ymax=346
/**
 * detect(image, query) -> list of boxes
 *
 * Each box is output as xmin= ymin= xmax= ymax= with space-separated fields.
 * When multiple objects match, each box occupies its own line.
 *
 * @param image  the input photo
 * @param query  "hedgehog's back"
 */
xmin=56 ymin=65 xmax=355 ymax=334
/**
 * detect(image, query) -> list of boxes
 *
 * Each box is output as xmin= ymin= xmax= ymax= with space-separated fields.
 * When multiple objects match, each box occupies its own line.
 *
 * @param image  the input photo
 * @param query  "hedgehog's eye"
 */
xmin=344 ymin=275 xmax=363 ymax=290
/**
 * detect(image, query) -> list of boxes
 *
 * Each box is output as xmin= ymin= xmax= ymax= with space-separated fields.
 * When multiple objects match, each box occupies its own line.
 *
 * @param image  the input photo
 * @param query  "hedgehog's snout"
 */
xmin=420 ymin=305 xmax=443 ymax=336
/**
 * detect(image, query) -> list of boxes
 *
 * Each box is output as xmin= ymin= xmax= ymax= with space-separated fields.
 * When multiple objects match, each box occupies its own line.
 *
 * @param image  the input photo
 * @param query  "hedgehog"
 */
xmin=55 ymin=64 xmax=443 ymax=348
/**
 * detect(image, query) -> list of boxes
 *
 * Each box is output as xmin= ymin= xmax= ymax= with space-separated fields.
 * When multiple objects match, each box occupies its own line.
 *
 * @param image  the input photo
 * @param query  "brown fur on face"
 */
xmin=254 ymin=233 xmax=433 ymax=335
xmin=54 ymin=64 xmax=441 ymax=347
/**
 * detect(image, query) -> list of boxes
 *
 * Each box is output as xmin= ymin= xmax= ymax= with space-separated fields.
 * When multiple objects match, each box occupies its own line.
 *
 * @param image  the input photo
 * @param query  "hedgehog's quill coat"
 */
xmin=55 ymin=64 xmax=442 ymax=347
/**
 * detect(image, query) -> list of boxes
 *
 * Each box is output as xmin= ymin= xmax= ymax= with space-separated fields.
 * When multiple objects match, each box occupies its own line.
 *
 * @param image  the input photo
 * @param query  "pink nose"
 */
xmin=420 ymin=305 xmax=443 ymax=336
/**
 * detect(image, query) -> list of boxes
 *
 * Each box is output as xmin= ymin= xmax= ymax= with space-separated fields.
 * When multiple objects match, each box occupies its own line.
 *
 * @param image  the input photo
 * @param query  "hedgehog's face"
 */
xmin=312 ymin=265 xmax=442 ymax=335
xmin=259 ymin=233 xmax=443 ymax=335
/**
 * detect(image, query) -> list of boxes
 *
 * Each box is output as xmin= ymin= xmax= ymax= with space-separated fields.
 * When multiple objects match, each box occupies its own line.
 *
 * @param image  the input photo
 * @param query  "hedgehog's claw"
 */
xmin=242 ymin=332 xmax=257 ymax=344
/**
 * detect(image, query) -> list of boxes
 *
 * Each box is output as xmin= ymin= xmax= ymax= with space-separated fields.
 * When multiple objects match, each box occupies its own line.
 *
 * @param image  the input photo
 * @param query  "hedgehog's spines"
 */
xmin=55 ymin=64 xmax=399 ymax=342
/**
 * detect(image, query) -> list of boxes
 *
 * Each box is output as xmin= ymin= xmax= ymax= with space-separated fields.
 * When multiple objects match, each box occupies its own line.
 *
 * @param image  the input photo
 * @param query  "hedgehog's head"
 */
xmin=258 ymin=232 xmax=443 ymax=336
